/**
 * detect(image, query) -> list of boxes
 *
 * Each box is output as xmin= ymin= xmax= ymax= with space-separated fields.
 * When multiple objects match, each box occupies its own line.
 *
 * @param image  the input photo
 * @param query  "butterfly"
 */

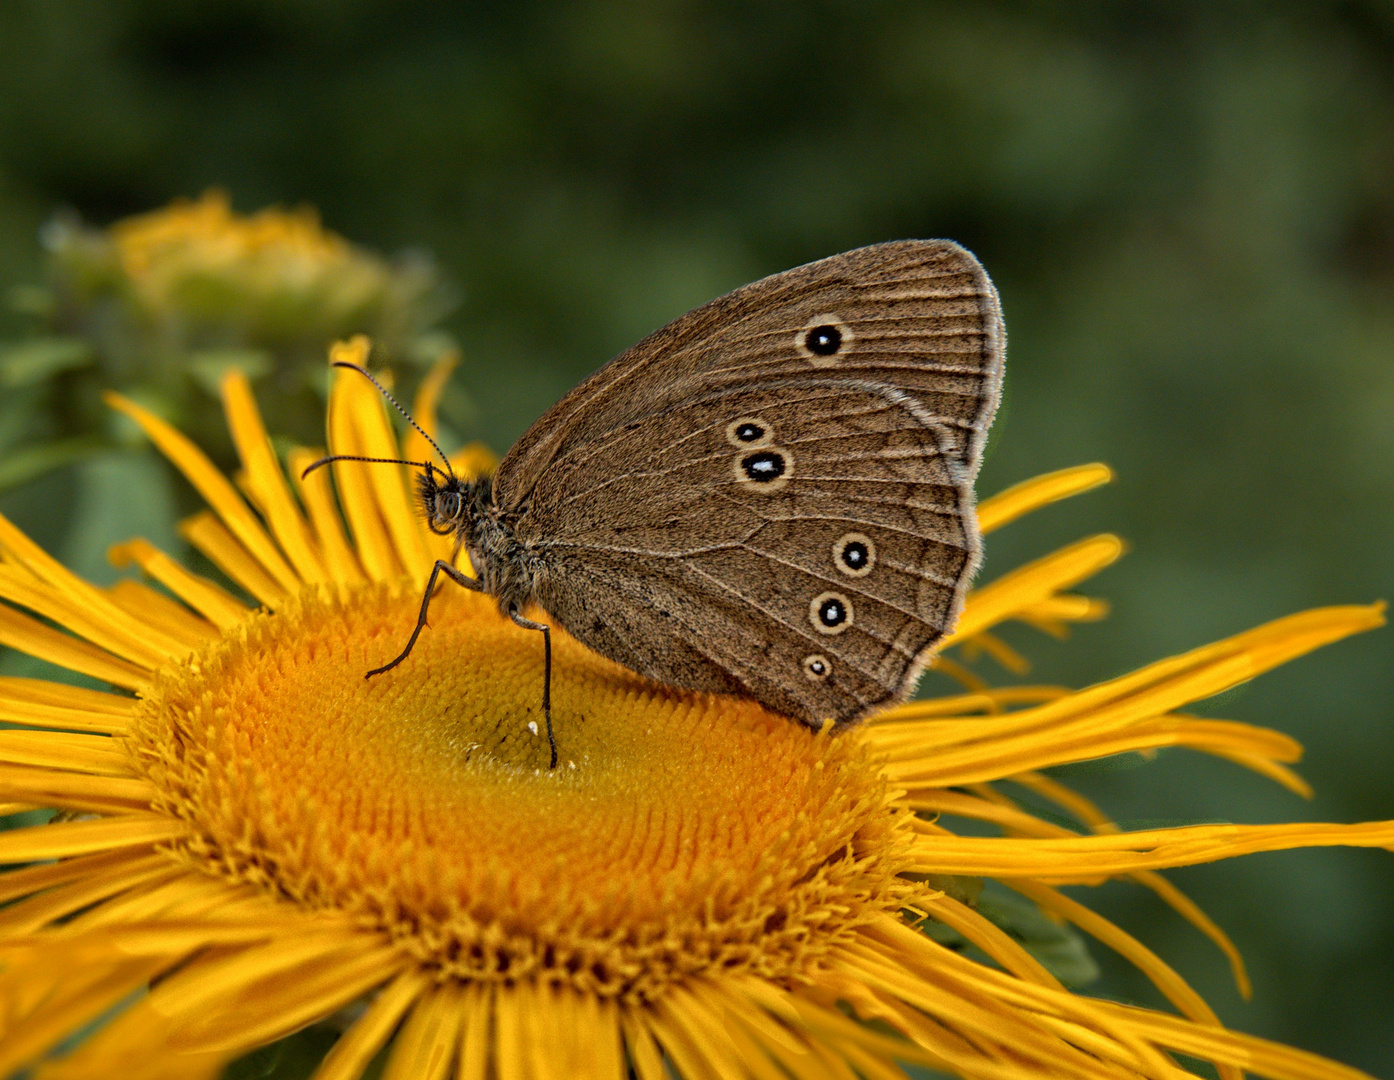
xmin=310 ymin=241 xmax=1002 ymax=768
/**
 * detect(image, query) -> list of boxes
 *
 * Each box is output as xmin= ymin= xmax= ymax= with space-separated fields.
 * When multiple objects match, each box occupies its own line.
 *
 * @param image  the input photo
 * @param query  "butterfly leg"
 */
xmin=367 ymin=559 xmax=483 ymax=677
xmin=508 ymin=607 xmax=558 ymax=770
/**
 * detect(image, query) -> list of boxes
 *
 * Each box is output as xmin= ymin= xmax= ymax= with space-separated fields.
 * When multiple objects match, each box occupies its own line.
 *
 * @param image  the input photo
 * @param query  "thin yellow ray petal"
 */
xmin=62 ymin=871 xmax=249 ymax=930
xmin=0 ymin=763 xmax=156 ymax=814
xmin=223 ymin=371 xmax=330 ymax=584
xmin=1093 ymin=1000 xmax=1378 ymax=1080
xmin=326 ymin=339 xmax=405 ymax=578
xmin=328 ymin=426 xmax=407 ymax=588
xmin=403 ymin=350 xmax=458 ymax=461
xmin=106 ymin=579 xmax=218 ymax=648
xmin=693 ymin=980 xmax=806 ymax=1057
xmin=947 ymin=535 xmax=1124 ymax=646
xmin=0 ymin=955 xmax=170 ymax=1078
xmin=1131 ymin=869 xmax=1252 ymax=1000
xmin=108 ymin=538 xmax=250 ymax=631
xmin=827 ymin=1037 xmax=915 ymax=1080
xmin=854 ymin=918 xmax=1178 ymax=1079
xmin=919 ymin=891 xmax=1063 ymax=989
xmin=105 ymin=391 xmax=302 ymax=595
xmin=832 ymin=950 xmax=1136 ymax=1080
xmin=0 ymin=846 xmax=158 ymax=904
xmin=312 ymin=968 xmax=432 ymax=1080
xmin=0 ymin=856 xmax=178 ymax=935
xmin=883 ymin=717 xmax=1306 ymax=787
xmin=523 ymin=985 xmax=584 ymax=1080
xmin=716 ymin=1013 xmax=793 ymax=1080
xmin=288 ymin=447 xmax=367 ymax=585
xmin=683 ymin=981 xmax=803 ymax=1079
xmin=456 ymin=985 xmax=492 ymax=1080
xmin=1002 ymin=878 xmax=1225 ymax=1036
xmin=180 ymin=510 xmax=287 ymax=607
xmin=1016 ymin=593 xmax=1110 ymax=636
xmin=382 ymin=981 xmax=465 ymax=1080
xmin=1207 ymin=748 xmax=1314 ymax=798
xmin=0 ymin=729 xmax=131 ymax=775
xmin=0 ymin=562 xmax=176 ymax=670
xmin=0 ymin=512 xmax=188 ymax=665
xmin=30 ymin=1001 xmax=232 ymax=1080
xmin=0 ymin=602 xmax=149 ymax=689
xmin=646 ymin=1000 xmax=731 ymax=1080
xmin=963 ymin=772 xmax=1252 ymax=1000
xmin=491 ymin=984 xmax=531 ymax=1080
xmin=781 ymin=992 xmax=944 ymax=1070
xmin=1008 ymin=771 xmax=1117 ymax=830
xmin=959 ymin=630 xmax=1031 ymax=674
xmin=907 ymin=820 xmax=1394 ymax=877
xmin=619 ymin=1009 xmax=668 ymax=1080
xmin=877 ymin=606 xmax=1381 ymax=781
xmin=878 ymin=686 xmax=1068 ymax=722
xmin=331 ymin=343 xmax=432 ymax=582
xmin=582 ymin=993 xmax=626 ymax=1080
xmin=0 ymin=814 xmax=187 ymax=864
xmin=155 ymin=937 xmax=404 ymax=1053
xmin=977 ymin=464 xmax=1114 ymax=534
xmin=0 ymin=676 xmax=133 ymax=717
xmin=1030 ymin=1015 xmax=1195 ymax=1080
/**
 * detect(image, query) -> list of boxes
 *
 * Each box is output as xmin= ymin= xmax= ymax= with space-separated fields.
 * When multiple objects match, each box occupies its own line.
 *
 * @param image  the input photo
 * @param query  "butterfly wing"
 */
xmin=494 ymin=240 xmax=1003 ymax=510
xmin=521 ymin=381 xmax=977 ymax=727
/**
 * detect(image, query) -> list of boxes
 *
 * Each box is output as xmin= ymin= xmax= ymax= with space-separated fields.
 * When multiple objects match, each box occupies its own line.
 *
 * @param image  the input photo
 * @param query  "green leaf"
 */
xmin=0 ymin=337 xmax=94 ymax=387
xmin=59 ymin=450 xmax=183 ymax=585
xmin=977 ymin=891 xmax=1100 ymax=988
xmin=921 ymin=888 xmax=1099 ymax=989
xmin=0 ymin=438 xmax=100 ymax=491
xmin=5 ymin=284 xmax=56 ymax=318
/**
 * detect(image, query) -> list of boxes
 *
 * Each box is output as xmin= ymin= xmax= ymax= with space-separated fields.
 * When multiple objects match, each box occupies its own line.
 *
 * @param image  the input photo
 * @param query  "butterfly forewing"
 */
xmin=521 ymin=382 xmax=979 ymax=727
xmin=494 ymin=240 xmax=1003 ymax=509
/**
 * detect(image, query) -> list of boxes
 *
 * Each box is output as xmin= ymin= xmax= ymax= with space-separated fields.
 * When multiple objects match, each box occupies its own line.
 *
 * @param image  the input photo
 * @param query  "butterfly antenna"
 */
xmin=301 ymin=454 xmax=442 ymax=481
xmin=332 ymin=361 xmax=455 ymax=476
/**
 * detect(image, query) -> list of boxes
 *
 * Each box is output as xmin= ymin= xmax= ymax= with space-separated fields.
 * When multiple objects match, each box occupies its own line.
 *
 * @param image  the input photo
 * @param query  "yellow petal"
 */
xmin=222 ymin=370 xmax=330 ymax=585
xmin=105 ymin=391 xmax=302 ymax=595
xmin=180 ymin=510 xmax=287 ymax=608
xmin=312 ymin=968 xmax=432 ymax=1080
xmin=976 ymin=464 xmax=1114 ymax=534
xmin=0 ymin=814 xmax=187 ymax=864
xmin=108 ymin=537 xmax=250 ymax=631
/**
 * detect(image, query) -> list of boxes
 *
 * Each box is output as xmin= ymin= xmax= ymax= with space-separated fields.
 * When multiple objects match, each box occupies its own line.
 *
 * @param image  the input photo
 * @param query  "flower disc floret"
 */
xmin=131 ymin=584 xmax=917 ymax=999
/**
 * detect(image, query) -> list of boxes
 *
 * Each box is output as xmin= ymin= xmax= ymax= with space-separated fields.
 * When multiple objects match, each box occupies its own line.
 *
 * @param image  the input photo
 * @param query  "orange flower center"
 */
xmin=129 ymin=584 xmax=919 ymax=998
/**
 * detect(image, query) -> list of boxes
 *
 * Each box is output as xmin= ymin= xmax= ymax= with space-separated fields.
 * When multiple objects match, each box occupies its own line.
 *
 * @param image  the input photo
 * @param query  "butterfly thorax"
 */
xmin=417 ymin=469 xmax=538 ymax=615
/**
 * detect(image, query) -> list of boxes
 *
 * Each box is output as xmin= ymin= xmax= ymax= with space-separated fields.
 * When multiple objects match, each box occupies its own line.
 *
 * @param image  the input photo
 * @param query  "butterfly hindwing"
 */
xmin=523 ymin=382 xmax=977 ymax=726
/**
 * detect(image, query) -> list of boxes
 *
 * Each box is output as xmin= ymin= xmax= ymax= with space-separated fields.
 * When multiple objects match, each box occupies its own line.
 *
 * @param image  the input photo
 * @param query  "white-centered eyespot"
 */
xmin=725 ymin=416 xmax=774 ymax=449
xmin=832 ymin=532 xmax=876 ymax=577
xmin=733 ymin=446 xmax=792 ymax=492
xmin=809 ymin=591 xmax=853 ymax=635
xmin=803 ymin=654 xmax=831 ymax=681
xmin=795 ymin=315 xmax=853 ymax=367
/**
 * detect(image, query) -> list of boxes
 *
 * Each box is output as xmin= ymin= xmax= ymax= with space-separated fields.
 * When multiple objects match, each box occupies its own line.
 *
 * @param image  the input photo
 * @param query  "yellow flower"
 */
xmin=0 ymin=336 xmax=1388 ymax=1080
xmin=21 ymin=191 xmax=456 ymax=462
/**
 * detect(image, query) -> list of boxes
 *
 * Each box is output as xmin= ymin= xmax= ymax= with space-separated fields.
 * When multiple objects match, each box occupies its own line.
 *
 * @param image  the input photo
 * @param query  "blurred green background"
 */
xmin=0 ymin=1 xmax=1390 ymax=1075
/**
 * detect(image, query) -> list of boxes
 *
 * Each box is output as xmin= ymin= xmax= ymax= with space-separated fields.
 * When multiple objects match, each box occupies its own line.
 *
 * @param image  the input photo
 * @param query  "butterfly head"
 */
xmin=417 ymin=465 xmax=476 ymax=536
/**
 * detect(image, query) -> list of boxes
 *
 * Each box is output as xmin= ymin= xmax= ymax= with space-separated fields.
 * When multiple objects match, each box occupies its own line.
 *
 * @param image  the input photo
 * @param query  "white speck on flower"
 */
xmin=527 ymin=721 xmax=538 ymax=736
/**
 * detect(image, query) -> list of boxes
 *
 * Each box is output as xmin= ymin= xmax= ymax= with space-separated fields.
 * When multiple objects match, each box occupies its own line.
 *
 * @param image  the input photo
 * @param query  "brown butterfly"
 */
xmin=311 ymin=240 xmax=1003 ymax=768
